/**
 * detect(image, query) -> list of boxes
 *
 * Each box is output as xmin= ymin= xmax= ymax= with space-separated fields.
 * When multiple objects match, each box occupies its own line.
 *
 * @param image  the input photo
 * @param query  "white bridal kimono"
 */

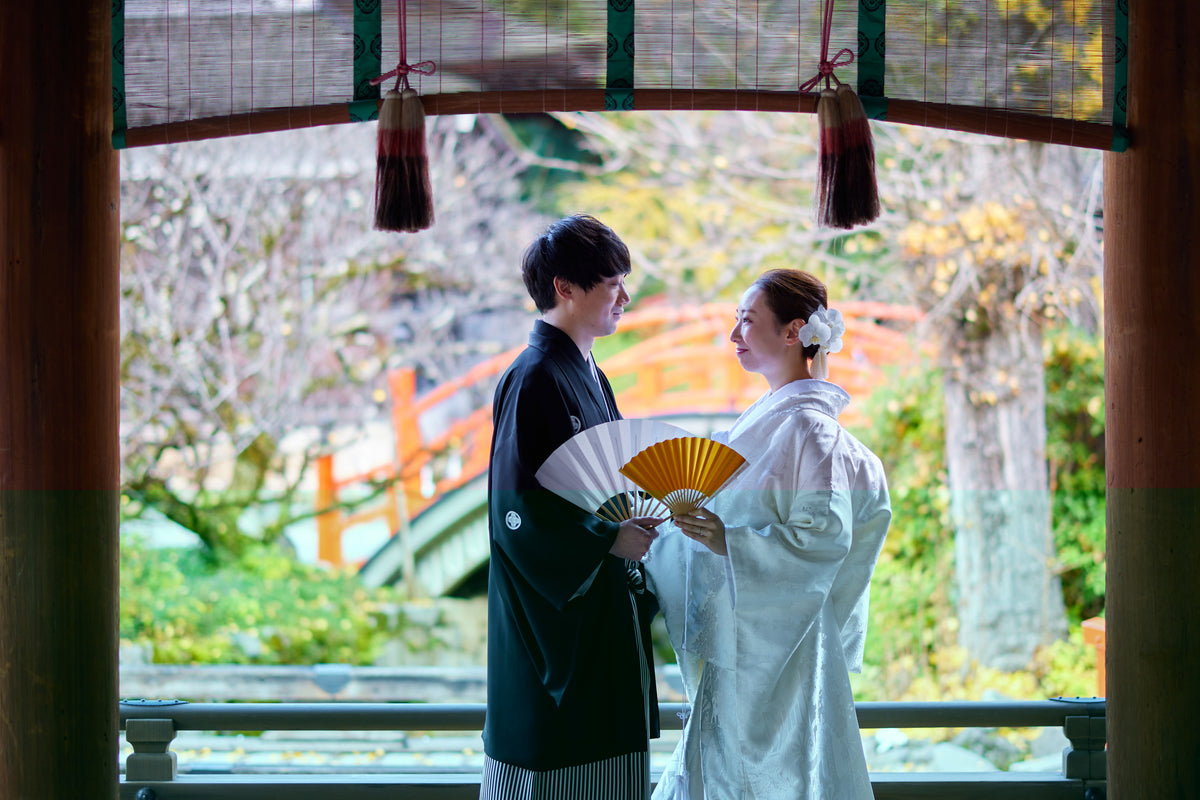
xmin=646 ymin=380 xmax=891 ymax=800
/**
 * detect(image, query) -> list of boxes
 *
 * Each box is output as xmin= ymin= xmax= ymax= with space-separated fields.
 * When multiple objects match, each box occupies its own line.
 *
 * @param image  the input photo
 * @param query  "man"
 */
xmin=480 ymin=215 xmax=661 ymax=799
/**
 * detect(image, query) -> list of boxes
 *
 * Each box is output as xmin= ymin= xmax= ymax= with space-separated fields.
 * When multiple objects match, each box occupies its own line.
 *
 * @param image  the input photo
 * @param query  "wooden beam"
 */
xmin=1103 ymin=0 xmax=1200 ymax=795
xmin=0 ymin=0 xmax=120 ymax=797
xmin=118 ymin=91 xmax=1122 ymax=153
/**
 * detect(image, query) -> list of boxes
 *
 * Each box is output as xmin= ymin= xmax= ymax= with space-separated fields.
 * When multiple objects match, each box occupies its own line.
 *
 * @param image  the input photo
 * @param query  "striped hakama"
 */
xmin=480 ymin=579 xmax=653 ymax=800
xmin=480 ymin=750 xmax=650 ymax=800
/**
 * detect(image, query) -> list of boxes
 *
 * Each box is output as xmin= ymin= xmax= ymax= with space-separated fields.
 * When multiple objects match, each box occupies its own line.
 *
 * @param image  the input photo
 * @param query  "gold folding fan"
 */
xmin=619 ymin=437 xmax=746 ymax=516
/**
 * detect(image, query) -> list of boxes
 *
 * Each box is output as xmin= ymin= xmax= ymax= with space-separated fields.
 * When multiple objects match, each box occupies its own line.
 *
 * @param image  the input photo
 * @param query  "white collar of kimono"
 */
xmin=730 ymin=379 xmax=850 ymax=438
xmin=586 ymin=352 xmax=603 ymax=388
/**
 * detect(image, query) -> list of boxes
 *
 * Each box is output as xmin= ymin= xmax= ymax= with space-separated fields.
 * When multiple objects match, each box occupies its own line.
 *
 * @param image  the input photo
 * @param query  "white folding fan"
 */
xmin=535 ymin=418 xmax=695 ymax=522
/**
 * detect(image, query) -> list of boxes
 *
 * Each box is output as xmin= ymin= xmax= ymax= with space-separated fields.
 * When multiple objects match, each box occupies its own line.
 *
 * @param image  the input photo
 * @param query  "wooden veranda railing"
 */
xmin=315 ymin=302 xmax=923 ymax=567
xmin=118 ymin=697 xmax=1107 ymax=799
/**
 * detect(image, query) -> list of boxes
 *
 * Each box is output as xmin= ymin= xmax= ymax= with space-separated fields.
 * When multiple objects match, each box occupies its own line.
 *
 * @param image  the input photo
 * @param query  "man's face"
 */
xmin=575 ymin=273 xmax=631 ymax=339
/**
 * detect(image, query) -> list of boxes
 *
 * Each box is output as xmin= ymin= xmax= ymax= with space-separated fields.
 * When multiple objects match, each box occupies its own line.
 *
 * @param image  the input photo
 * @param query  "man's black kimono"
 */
xmin=482 ymin=320 xmax=660 ymax=772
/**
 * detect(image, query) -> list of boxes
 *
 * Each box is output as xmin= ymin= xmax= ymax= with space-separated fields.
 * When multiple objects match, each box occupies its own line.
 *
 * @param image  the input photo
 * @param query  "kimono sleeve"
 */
xmin=489 ymin=362 xmax=619 ymax=610
xmin=725 ymin=487 xmax=854 ymax=671
xmin=645 ymin=522 xmax=736 ymax=683
xmin=830 ymin=453 xmax=891 ymax=672
xmin=722 ymin=414 xmax=856 ymax=739
xmin=723 ymin=414 xmax=853 ymax=637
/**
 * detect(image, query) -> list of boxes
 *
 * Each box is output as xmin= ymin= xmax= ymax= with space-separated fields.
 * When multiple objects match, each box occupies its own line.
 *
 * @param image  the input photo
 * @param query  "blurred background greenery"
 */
xmin=118 ymin=110 xmax=1106 ymax=706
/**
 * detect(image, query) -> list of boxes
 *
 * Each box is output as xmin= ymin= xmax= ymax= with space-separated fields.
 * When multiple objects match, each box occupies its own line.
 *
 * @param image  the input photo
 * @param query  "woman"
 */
xmin=646 ymin=269 xmax=891 ymax=799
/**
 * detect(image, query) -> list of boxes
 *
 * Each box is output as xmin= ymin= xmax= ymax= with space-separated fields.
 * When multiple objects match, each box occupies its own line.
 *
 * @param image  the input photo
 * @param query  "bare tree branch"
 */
xmin=120 ymin=117 xmax=545 ymax=559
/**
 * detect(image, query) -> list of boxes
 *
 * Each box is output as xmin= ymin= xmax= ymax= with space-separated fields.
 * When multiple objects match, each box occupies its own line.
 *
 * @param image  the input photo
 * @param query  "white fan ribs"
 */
xmin=534 ymin=419 xmax=695 ymax=522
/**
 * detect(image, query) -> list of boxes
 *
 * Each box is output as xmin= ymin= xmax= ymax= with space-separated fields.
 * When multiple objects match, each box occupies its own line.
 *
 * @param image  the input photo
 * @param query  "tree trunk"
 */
xmin=942 ymin=318 xmax=1068 ymax=671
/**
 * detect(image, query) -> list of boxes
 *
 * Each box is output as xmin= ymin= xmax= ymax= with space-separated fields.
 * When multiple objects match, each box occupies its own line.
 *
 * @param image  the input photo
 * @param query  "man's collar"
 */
xmin=530 ymin=319 xmax=587 ymax=366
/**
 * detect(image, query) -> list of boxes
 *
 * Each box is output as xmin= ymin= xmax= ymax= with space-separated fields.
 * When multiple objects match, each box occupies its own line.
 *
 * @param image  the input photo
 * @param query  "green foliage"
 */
xmin=853 ymin=633 xmax=1101 ymax=706
xmin=1035 ymin=629 xmax=1102 ymax=699
xmin=1043 ymin=327 xmax=1106 ymax=621
xmin=120 ymin=536 xmax=400 ymax=665
xmin=852 ymin=325 xmax=1106 ymax=698
xmin=853 ymin=357 xmax=957 ymax=697
xmin=498 ymin=115 xmax=603 ymax=212
xmin=121 ymin=471 xmax=397 ymax=568
xmin=122 ymin=468 xmax=289 ymax=566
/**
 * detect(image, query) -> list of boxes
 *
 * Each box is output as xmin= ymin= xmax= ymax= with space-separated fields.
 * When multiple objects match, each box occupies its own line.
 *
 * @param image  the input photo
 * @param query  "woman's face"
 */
xmin=729 ymin=285 xmax=796 ymax=380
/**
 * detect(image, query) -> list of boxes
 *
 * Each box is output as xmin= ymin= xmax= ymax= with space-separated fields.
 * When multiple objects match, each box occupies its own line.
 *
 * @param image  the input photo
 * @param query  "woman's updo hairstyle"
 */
xmin=752 ymin=269 xmax=829 ymax=360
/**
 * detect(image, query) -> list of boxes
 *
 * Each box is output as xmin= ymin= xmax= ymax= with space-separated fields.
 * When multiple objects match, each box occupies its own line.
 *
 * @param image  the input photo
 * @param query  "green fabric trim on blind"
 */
xmin=1110 ymin=127 xmax=1130 ymax=152
xmin=111 ymin=0 xmax=127 ymax=148
xmin=1111 ymin=0 xmax=1129 ymax=152
xmin=857 ymin=0 xmax=886 ymax=121
xmin=354 ymin=0 xmax=383 ymax=103
xmin=349 ymin=99 xmax=380 ymax=122
xmin=859 ymin=95 xmax=888 ymax=120
xmin=606 ymin=0 xmax=635 ymax=110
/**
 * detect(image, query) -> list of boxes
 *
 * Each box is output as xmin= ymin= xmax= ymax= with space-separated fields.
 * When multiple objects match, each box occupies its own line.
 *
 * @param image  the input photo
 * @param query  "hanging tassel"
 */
xmin=370 ymin=0 xmax=437 ymax=232
xmin=374 ymin=86 xmax=434 ymax=233
xmin=801 ymin=0 xmax=878 ymax=230
xmin=815 ymin=87 xmax=844 ymax=229
xmin=830 ymin=83 xmax=880 ymax=229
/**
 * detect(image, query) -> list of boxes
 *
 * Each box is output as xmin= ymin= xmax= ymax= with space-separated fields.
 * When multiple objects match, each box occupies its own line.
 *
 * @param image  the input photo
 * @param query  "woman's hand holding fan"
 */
xmin=673 ymin=507 xmax=728 ymax=556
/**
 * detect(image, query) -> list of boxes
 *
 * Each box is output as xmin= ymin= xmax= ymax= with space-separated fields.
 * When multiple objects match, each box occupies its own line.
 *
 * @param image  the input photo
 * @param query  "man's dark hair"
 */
xmin=521 ymin=215 xmax=632 ymax=313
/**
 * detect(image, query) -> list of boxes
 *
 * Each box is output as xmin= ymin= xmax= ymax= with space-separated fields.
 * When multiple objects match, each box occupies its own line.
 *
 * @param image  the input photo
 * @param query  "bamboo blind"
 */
xmin=112 ymin=0 xmax=1128 ymax=151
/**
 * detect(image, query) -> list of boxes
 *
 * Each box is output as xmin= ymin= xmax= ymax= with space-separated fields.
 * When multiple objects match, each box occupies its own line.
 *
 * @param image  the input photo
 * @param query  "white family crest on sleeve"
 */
xmin=505 ymin=510 xmax=522 ymax=530
xmin=570 ymin=415 xmax=582 ymax=433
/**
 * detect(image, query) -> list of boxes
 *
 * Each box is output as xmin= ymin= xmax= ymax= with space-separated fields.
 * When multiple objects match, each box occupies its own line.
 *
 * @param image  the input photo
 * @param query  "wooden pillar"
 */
xmin=0 ymin=0 xmax=121 ymax=798
xmin=1103 ymin=0 xmax=1200 ymax=795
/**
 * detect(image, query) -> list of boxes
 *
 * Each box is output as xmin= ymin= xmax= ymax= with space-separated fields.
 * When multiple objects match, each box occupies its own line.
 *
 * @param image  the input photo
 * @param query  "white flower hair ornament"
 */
xmin=797 ymin=306 xmax=845 ymax=381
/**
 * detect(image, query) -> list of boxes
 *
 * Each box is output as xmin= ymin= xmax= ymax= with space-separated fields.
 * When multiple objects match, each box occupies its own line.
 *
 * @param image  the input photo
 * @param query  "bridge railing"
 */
xmin=315 ymin=302 xmax=922 ymax=567
xmin=119 ymin=697 xmax=1106 ymax=800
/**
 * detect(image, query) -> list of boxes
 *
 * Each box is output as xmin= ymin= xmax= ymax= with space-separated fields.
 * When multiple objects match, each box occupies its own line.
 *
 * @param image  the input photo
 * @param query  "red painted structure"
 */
xmin=315 ymin=302 xmax=922 ymax=566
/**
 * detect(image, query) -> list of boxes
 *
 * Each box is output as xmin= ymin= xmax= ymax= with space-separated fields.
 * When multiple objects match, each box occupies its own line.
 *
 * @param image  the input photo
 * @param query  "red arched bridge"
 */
xmin=315 ymin=302 xmax=921 ymax=595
